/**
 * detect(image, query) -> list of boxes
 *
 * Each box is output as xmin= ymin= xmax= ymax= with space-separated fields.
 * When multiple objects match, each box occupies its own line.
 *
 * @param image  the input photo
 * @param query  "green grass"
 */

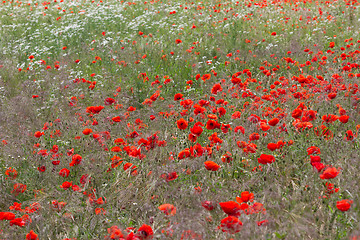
xmin=0 ymin=0 xmax=359 ymax=239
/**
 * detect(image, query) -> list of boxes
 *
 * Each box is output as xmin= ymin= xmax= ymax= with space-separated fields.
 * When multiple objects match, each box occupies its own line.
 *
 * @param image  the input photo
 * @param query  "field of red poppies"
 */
xmin=0 ymin=0 xmax=359 ymax=239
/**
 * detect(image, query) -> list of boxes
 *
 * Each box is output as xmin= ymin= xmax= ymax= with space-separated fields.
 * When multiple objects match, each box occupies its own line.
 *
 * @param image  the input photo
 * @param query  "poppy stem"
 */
xmin=327 ymin=209 xmax=337 ymax=234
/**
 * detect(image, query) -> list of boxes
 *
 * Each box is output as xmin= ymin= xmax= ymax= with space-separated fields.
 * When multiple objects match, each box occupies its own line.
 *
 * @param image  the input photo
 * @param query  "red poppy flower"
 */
xmin=201 ymin=201 xmax=215 ymax=211
xmin=10 ymin=218 xmax=25 ymax=227
xmin=219 ymin=201 xmax=242 ymax=217
xmin=336 ymin=199 xmax=352 ymax=212
xmin=158 ymin=204 xmax=176 ymax=215
xmin=174 ymin=93 xmax=183 ymax=101
xmin=221 ymin=153 xmax=233 ymax=163
xmin=337 ymin=105 xmax=346 ymax=116
xmin=251 ymin=202 xmax=266 ymax=214
xmin=0 ymin=212 xmax=15 ymax=220
xmin=292 ymin=108 xmax=302 ymax=119
xmin=79 ymin=175 xmax=90 ymax=186
xmin=127 ymin=106 xmax=136 ymax=111
xmin=111 ymin=155 xmax=123 ymax=169
xmin=82 ymin=128 xmax=92 ymax=135
xmin=104 ymin=98 xmax=115 ymax=105
xmin=218 ymin=107 xmax=226 ymax=118
xmin=37 ymin=166 xmax=46 ymax=172
xmin=111 ymin=146 xmax=122 ymax=152
xmin=34 ymin=131 xmax=44 ymax=138
xmin=175 ymin=39 xmax=182 ymax=44
xmin=206 ymin=119 xmax=219 ymax=130
xmin=260 ymin=122 xmax=270 ymax=131
xmin=165 ymin=172 xmax=178 ymax=182
xmin=345 ymin=130 xmax=355 ymax=141
xmin=112 ymin=116 xmax=121 ymax=122
xmin=50 ymin=145 xmax=58 ymax=153
xmin=310 ymin=155 xmax=321 ymax=164
xmin=59 ymin=168 xmax=70 ymax=178
xmin=37 ymin=149 xmax=48 ymax=157
xmin=231 ymin=77 xmax=242 ymax=85
xmin=178 ymin=149 xmax=190 ymax=160
xmin=220 ymin=216 xmax=243 ymax=234
xmin=258 ymin=154 xmax=275 ymax=164
xmin=268 ymin=118 xmax=279 ymax=126
xmin=322 ymin=114 xmax=339 ymax=123
xmin=60 ymin=181 xmax=72 ymax=190
xmin=249 ymin=133 xmax=260 ymax=141
xmin=320 ymin=167 xmax=340 ymax=179
xmin=69 ymin=154 xmax=82 ymax=167
xmin=21 ymin=214 xmax=32 ymax=225
xmin=257 ymin=219 xmax=269 ymax=226
xmin=271 ymin=32 xmax=277 ymax=36
xmin=5 ymin=167 xmax=18 ymax=180
xmin=211 ymin=83 xmax=223 ymax=94
xmin=190 ymin=124 xmax=203 ymax=137
xmin=307 ymin=146 xmax=321 ymax=155
xmin=177 ymin=118 xmax=188 ymax=130
xmin=339 ymin=115 xmax=349 ymax=123
xmin=107 ymin=225 xmax=124 ymax=239
xmin=248 ymin=114 xmax=261 ymax=123
xmin=328 ymin=92 xmax=337 ymax=99
xmin=137 ymin=224 xmax=154 ymax=240
xmin=202 ymin=74 xmax=211 ymax=82
xmin=26 ymin=230 xmax=39 ymax=240
xmin=86 ymin=105 xmax=104 ymax=114
xmin=312 ymin=162 xmax=325 ymax=172
xmin=234 ymin=126 xmax=245 ymax=134
xmin=8 ymin=203 xmax=22 ymax=212
xmin=236 ymin=191 xmax=254 ymax=203
xmin=231 ymin=111 xmax=242 ymax=119
xmin=123 ymin=163 xmax=137 ymax=173
xmin=12 ymin=183 xmax=26 ymax=195
xmin=267 ymin=143 xmax=278 ymax=151
xmin=204 ymin=161 xmax=220 ymax=171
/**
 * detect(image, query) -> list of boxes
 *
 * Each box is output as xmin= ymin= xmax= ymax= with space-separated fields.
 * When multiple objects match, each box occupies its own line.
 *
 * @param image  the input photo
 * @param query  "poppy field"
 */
xmin=1 ymin=0 xmax=360 ymax=239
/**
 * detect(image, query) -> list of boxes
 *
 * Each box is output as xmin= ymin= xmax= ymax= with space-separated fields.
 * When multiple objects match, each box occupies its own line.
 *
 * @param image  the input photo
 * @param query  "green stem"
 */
xmin=328 ymin=209 xmax=337 ymax=234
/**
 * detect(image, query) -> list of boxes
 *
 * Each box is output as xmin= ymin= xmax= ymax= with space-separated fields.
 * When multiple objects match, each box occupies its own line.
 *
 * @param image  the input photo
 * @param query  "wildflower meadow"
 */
xmin=0 ymin=0 xmax=360 ymax=239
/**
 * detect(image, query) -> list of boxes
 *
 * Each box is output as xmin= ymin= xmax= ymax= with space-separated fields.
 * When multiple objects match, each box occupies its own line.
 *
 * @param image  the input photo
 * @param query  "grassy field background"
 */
xmin=0 ymin=0 xmax=360 ymax=239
